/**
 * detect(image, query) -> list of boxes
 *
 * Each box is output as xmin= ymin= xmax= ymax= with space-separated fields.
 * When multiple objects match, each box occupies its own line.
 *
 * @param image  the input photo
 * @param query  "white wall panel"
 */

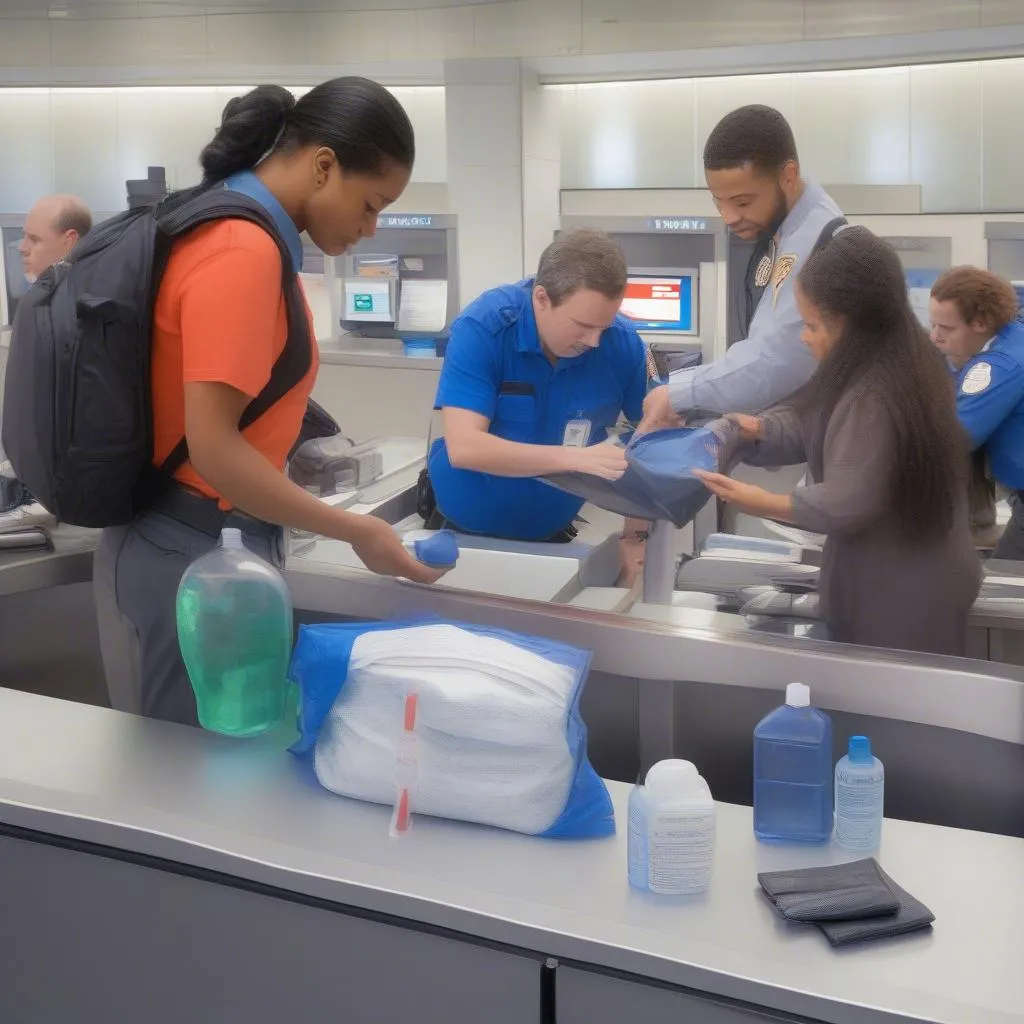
xmin=522 ymin=73 xmax=562 ymax=271
xmin=693 ymin=75 xmax=795 ymax=182
xmin=0 ymin=92 xmax=53 ymax=212
xmin=909 ymin=63 xmax=983 ymax=212
xmin=115 ymin=88 xmax=231 ymax=194
xmin=981 ymin=59 xmax=1024 ymax=211
xmin=566 ymin=80 xmax=696 ymax=189
xmin=396 ymin=88 xmax=447 ymax=183
xmin=558 ymin=60 xmax=1024 ymax=212
xmin=792 ymin=67 xmax=911 ymax=186
xmin=52 ymin=91 xmax=121 ymax=213
xmin=0 ymin=85 xmax=445 ymax=213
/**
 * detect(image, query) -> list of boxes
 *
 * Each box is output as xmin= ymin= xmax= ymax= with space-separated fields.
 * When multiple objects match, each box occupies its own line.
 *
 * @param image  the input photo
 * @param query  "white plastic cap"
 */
xmin=786 ymin=683 xmax=810 ymax=708
xmin=221 ymin=528 xmax=244 ymax=550
xmin=645 ymin=759 xmax=700 ymax=796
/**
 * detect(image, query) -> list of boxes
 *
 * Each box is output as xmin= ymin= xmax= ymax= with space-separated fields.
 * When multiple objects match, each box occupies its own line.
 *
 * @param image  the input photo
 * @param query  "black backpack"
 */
xmin=1 ymin=186 xmax=313 ymax=528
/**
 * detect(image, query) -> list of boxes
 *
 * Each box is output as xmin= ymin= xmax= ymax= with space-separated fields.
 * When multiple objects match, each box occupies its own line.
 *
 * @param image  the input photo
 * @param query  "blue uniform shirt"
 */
xmin=956 ymin=320 xmax=1024 ymax=489
xmin=429 ymin=279 xmax=648 ymax=540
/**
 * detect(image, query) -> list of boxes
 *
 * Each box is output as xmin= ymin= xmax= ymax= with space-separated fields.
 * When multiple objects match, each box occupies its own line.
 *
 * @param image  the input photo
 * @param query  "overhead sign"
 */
xmin=379 ymin=215 xmax=434 ymax=229
xmin=646 ymin=217 xmax=709 ymax=232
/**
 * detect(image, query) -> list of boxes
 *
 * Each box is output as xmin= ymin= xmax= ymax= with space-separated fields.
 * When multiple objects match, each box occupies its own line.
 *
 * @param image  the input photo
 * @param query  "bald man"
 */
xmin=18 ymin=194 xmax=92 ymax=283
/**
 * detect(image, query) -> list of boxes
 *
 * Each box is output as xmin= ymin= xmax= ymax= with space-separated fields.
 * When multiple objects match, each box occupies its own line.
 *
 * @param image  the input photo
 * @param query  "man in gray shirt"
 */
xmin=642 ymin=105 xmax=844 ymax=425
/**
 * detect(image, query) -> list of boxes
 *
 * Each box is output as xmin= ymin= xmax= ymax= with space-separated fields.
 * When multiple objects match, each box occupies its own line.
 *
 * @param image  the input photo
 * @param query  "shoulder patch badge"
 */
xmin=962 ymin=361 xmax=992 ymax=396
xmin=754 ymin=239 xmax=777 ymax=289
xmin=771 ymin=253 xmax=798 ymax=308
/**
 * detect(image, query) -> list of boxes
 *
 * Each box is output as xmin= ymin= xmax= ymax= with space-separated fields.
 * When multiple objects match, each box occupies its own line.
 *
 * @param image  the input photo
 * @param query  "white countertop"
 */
xmin=0 ymin=687 xmax=1020 ymax=1024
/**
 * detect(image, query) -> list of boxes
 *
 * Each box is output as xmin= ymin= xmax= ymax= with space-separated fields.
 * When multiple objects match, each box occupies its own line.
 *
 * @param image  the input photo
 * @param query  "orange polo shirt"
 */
xmin=150 ymin=219 xmax=319 ymax=509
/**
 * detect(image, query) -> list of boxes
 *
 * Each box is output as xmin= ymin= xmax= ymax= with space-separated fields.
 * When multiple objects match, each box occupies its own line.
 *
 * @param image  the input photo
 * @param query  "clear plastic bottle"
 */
xmin=753 ymin=683 xmax=833 ymax=844
xmin=834 ymin=735 xmax=885 ymax=852
xmin=627 ymin=759 xmax=716 ymax=895
xmin=176 ymin=528 xmax=293 ymax=738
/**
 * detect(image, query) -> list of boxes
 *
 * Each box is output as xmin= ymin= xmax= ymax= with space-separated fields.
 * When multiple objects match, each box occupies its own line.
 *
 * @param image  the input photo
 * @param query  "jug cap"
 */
xmin=221 ymin=528 xmax=244 ymax=550
xmin=786 ymin=682 xmax=810 ymax=708
xmin=645 ymin=759 xmax=700 ymax=796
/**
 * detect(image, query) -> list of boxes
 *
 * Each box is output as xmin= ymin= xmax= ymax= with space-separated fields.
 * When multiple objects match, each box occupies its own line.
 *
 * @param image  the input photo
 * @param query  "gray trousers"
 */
xmin=94 ymin=511 xmax=283 ymax=726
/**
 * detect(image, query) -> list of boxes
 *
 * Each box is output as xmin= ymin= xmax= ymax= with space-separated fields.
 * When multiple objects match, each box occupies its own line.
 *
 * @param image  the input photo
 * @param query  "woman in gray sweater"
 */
xmin=696 ymin=226 xmax=981 ymax=656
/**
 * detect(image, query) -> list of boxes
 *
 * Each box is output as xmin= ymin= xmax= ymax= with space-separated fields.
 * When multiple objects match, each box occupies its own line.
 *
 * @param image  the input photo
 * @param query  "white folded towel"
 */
xmin=314 ymin=624 xmax=578 ymax=834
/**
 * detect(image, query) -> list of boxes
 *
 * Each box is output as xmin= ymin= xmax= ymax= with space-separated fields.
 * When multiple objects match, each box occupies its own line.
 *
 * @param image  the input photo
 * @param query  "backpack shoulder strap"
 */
xmin=812 ymin=216 xmax=848 ymax=257
xmin=152 ymin=187 xmax=313 ymax=482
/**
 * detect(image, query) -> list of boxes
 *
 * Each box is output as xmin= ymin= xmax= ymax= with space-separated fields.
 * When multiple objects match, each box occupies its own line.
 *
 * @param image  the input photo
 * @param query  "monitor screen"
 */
xmin=620 ymin=274 xmax=695 ymax=332
xmin=904 ymin=269 xmax=942 ymax=329
xmin=1012 ymin=282 xmax=1024 ymax=324
xmin=343 ymin=278 xmax=395 ymax=322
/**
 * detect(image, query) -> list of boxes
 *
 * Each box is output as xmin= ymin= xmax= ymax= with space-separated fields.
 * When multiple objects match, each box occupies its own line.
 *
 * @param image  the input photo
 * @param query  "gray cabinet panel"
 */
xmin=557 ymin=965 xmax=799 ymax=1023
xmin=0 ymin=835 xmax=539 ymax=1024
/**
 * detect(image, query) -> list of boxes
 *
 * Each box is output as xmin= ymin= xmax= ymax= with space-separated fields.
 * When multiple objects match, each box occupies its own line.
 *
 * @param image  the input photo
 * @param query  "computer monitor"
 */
xmin=620 ymin=270 xmax=697 ymax=334
xmin=343 ymin=278 xmax=396 ymax=323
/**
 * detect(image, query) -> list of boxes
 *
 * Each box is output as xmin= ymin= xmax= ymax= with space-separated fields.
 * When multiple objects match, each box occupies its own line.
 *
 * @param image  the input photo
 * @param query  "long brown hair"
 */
xmin=796 ymin=226 xmax=966 ymax=542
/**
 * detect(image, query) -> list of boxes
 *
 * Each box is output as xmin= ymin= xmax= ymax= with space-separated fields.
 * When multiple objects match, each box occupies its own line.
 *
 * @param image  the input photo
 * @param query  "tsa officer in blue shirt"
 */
xmin=426 ymin=228 xmax=650 ymax=558
xmin=929 ymin=266 xmax=1024 ymax=560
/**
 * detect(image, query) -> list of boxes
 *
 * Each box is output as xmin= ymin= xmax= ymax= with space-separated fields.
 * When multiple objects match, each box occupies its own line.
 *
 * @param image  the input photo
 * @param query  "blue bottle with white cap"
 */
xmin=753 ymin=683 xmax=833 ymax=843
xmin=834 ymin=736 xmax=885 ymax=852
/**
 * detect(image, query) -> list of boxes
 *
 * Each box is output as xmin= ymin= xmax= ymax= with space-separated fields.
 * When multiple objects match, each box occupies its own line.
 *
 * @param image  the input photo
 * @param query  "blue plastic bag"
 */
xmin=289 ymin=617 xmax=615 ymax=839
xmin=542 ymin=425 xmax=721 ymax=528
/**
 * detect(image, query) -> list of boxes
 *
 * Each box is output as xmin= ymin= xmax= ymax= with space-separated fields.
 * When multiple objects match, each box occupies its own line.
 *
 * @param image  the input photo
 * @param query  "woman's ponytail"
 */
xmin=200 ymin=84 xmax=296 ymax=183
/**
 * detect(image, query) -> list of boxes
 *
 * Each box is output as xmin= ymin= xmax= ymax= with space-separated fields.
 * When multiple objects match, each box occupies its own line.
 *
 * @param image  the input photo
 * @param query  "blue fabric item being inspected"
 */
xmin=289 ymin=618 xmax=615 ymax=839
xmin=541 ymin=425 xmax=720 ymax=527
xmin=412 ymin=529 xmax=459 ymax=569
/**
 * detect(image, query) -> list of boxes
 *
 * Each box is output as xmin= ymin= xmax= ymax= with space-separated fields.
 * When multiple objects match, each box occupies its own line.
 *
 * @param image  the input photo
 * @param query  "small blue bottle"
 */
xmin=753 ymin=683 xmax=833 ymax=843
xmin=834 ymin=736 xmax=884 ymax=852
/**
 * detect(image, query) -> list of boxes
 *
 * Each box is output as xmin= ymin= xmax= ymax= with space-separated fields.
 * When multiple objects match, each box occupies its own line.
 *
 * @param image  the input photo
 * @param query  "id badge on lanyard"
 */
xmin=563 ymin=417 xmax=592 ymax=448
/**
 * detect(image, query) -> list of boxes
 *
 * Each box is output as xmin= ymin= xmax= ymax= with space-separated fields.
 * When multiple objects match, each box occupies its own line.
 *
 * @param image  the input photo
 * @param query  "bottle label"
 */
xmin=835 ymin=767 xmax=884 ymax=848
xmin=647 ymin=811 xmax=715 ymax=894
xmin=627 ymin=796 xmax=649 ymax=889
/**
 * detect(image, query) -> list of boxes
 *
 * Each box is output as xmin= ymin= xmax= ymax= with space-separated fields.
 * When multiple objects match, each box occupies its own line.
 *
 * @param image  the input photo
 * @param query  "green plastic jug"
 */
xmin=176 ymin=528 xmax=293 ymax=737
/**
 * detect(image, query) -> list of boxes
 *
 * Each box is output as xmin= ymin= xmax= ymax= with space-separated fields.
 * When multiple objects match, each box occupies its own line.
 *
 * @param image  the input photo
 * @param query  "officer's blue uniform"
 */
xmin=956 ymin=320 xmax=1024 ymax=489
xmin=429 ymin=278 xmax=648 ymax=541
xmin=955 ymin=320 xmax=1024 ymax=561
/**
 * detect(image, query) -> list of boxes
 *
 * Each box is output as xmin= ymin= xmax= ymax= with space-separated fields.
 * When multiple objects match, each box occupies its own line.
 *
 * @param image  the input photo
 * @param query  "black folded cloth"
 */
xmin=758 ymin=858 xmax=935 ymax=947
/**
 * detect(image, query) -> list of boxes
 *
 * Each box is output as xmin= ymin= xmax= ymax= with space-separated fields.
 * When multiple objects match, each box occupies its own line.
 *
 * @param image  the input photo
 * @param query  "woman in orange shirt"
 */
xmin=94 ymin=78 xmax=443 ymax=725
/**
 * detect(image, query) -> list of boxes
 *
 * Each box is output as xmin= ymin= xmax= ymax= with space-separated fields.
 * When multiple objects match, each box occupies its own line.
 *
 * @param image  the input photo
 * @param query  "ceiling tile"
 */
xmin=473 ymin=0 xmax=582 ymax=58
xmin=416 ymin=6 xmax=475 ymax=59
xmin=50 ymin=16 xmax=145 ymax=65
xmin=804 ymin=0 xmax=982 ymax=39
xmin=306 ymin=11 xmax=396 ymax=62
xmin=582 ymin=0 xmax=803 ymax=55
xmin=981 ymin=0 xmax=1024 ymax=26
xmin=205 ymin=12 xmax=309 ymax=63
xmin=0 ymin=18 xmax=50 ymax=66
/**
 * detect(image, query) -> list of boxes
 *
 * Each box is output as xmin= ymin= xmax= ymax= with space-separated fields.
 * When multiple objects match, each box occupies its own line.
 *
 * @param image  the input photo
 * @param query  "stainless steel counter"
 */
xmin=0 ymin=523 xmax=96 ymax=597
xmin=318 ymin=335 xmax=443 ymax=370
xmin=0 ymin=687 xmax=1020 ymax=1024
